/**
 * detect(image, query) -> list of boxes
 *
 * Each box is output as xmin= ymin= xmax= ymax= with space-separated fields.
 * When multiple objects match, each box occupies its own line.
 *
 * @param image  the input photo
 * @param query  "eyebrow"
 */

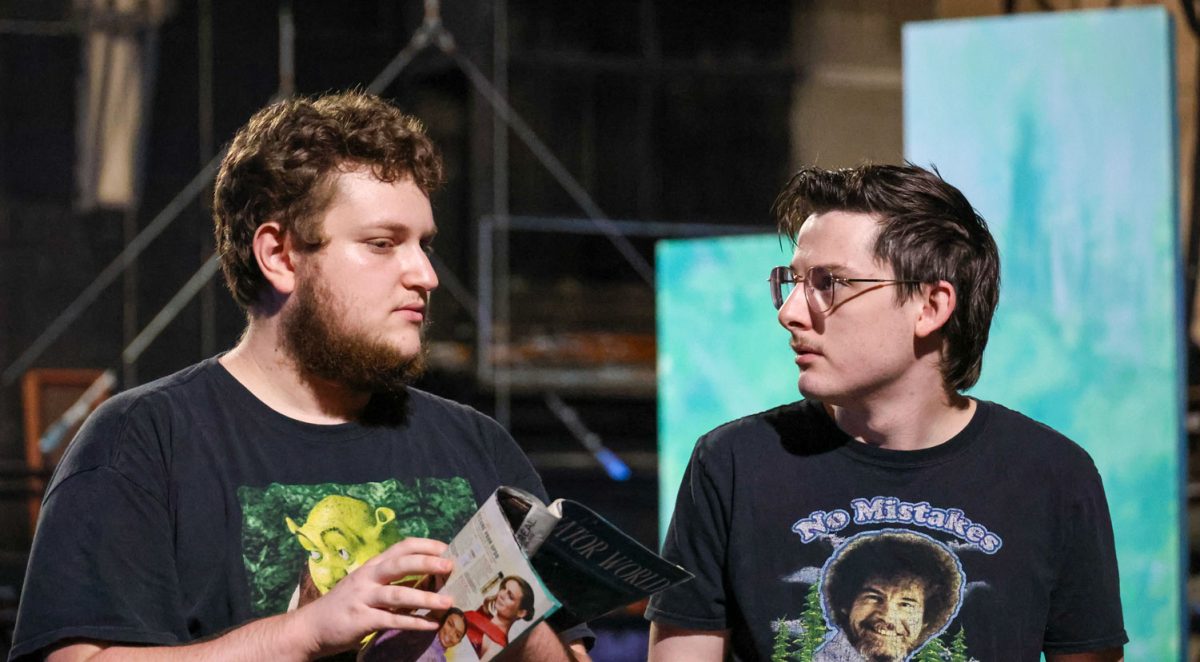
xmin=789 ymin=261 xmax=851 ymax=273
xmin=860 ymin=582 xmax=925 ymax=600
xmin=363 ymin=221 xmax=438 ymax=241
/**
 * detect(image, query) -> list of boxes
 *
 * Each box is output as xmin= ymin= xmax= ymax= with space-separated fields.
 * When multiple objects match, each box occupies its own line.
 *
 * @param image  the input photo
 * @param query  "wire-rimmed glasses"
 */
xmin=769 ymin=265 xmax=921 ymax=312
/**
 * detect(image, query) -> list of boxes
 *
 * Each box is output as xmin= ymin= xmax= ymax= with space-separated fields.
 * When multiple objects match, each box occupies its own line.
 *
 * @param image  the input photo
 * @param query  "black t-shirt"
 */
xmin=10 ymin=357 xmax=589 ymax=661
xmin=645 ymin=399 xmax=1126 ymax=661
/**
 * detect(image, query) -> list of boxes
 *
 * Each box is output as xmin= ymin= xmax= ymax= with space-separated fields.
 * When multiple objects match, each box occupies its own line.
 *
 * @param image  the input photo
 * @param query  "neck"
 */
xmin=220 ymin=317 xmax=370 ymax=424
xmin=826 ymin=383 xmax=975 ymax=452
xmin=493 ymin=615 xmax=515 ymax=629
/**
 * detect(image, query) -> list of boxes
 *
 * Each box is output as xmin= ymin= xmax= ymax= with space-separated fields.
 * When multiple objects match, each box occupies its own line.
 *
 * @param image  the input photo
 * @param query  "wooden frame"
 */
xmin=20 ymin=368 xmax=111 ymax=532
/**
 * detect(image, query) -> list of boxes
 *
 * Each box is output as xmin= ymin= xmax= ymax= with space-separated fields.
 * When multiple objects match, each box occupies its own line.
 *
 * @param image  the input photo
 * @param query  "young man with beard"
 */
xmin=645 ymin=164 xmax=1125 ymax=661
xmin=10 ymin=92 xmax=589 ymax=662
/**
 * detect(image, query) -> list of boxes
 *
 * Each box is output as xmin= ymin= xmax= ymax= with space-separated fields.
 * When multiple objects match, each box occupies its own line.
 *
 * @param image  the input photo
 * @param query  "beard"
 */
xmin=281 ymin=267 xmax=427 ymax=400
xmin=850 ymin=621 xmax=920 ymax=662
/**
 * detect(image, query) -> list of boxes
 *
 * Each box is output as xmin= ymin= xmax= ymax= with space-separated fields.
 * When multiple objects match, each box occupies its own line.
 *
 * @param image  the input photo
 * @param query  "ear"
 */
xmin=253 ymin=221 xmax=298 ymax=296
xmin=914 ymin=280 xmax=956 ymax=339
xmin=375 ymin=507 xmax=396 ymax=527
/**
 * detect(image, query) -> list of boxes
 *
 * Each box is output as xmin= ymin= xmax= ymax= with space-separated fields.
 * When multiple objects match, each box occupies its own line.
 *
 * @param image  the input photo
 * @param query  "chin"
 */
xmin=797 ymin=376 xmax=871 ymax=407
xmin=797 ymin=377 xmax=834 ymax=402
xmin=384 ymin=337 xmax=423 ymax=361
xmin=395 ymin=345 xmax=422 ymax=363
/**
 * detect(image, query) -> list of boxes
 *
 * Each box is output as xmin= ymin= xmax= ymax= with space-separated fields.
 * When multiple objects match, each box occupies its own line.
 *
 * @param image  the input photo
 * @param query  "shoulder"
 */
xmin=100 ymin=359 xmax=219 ymax=415
xmin=405 ymin=387 xmax=507 ymax=436
xmin=81 ymin=359 xmax=219 ymax=440
xmin=402 ymin=387 xmax=523 ymax=469
xmin=406 ymin=386 xmax=492 ymax=420
xmin=50 ymin=360 xmax=218 ymax=485
xmin=975 ymin=400 xmax=1102 ymax=481
xmin=978 ymin=401 xmax=1096 ymax=461
xmin=692 ymin=399 xmax=842 ymax=465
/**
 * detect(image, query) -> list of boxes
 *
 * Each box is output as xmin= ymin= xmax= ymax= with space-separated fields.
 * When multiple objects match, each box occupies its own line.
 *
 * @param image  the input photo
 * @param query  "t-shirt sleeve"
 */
xmin=10 ymin=403 xmax=185 ymax=660
xmin=487 ymin=421 xmax=549 ymax=503
xmin=1042 ymin=459 xmax=1128 ymax=654
xmin=644 ymin=433 xmax=732 ymax=631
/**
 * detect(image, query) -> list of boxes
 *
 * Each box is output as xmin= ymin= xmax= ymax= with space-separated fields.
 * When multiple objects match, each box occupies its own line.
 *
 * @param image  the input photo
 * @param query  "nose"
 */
xmin=407 ymin=247 xmax=439 ymax=293
xmin=878 ymin=602 xmax=893 ymax=619
xmin=876 ymin=601 xmax=903 ymax=628
xmin=777 ymin=285 xmax=812 ymax=331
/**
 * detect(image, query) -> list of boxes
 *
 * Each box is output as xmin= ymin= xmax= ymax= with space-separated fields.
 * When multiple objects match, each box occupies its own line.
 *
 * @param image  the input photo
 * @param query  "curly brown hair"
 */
xmin=213 ymin=90 xmax=445 ymax=309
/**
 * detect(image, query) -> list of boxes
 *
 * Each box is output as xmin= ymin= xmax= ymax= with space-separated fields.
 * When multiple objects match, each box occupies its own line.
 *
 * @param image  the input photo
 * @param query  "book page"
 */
xmin=359 ymin=491 xmax=561 ymax=662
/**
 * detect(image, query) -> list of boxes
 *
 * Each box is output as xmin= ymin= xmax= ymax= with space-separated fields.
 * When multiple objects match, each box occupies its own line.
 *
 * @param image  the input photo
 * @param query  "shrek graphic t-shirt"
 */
xmin=646 ymin=399 xmax=1126 ymax=662
xmin=11 ymin=357 xmax=589 ymax=661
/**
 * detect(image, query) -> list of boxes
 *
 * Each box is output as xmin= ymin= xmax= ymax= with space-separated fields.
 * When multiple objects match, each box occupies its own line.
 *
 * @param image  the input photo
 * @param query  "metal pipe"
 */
xmin=477 ymin=217 xmax=494 ymax=386
xmin=198 ymin=0 xmax=216 ymax=358
xmin=122 ymin=10 xmax=162 ymax=385
xmin=122 ymin=255 xmax=220 ymax=365
xmin=543 ymin=392 xmax=631 ymax=481
xmin=37 ymin=370 xmax=116 ymax=454
xmin=278 ymin=0 xmax=295 ymax=97
xmin=366 ymin=7 xmax=437 ymax=96
xmin=1 ymin=154 xmax=223 ymax=386
xmin=495 ymin=214 xmax=764 ymax=238
xmin=494 ymin=213 xmax=511 ymax=427
xmin=429 ymin=252 xmax=477 ymax=321
xmin=447 ymin=48 xmax=655 ymax=286
xmin=492 ymin=0 xmax=511 ymax=428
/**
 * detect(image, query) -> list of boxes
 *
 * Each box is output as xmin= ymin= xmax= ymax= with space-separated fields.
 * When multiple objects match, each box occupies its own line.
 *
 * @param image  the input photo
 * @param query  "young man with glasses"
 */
xmin=645 ymin=164 xmax=1125 ymax=661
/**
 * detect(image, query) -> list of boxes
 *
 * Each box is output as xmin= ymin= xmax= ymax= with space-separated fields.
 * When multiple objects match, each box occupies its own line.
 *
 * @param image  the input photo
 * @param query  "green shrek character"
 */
xmin=285 ymin=494 xmax=402 ymax=608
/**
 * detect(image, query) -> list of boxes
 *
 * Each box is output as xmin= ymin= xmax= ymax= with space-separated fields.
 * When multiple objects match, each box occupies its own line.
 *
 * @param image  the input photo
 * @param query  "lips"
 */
xmin=856 ymin=623 xmax=912 ymax=659
xmin=791 ymin=342 xmax=821 ymax=365
xmin=867 ymin=623 xmax=901 ymax=636
xmin=857 ymin=618 xmax=913 ymax=650
xmin=395 ymin=302 xmax=426 ymax=321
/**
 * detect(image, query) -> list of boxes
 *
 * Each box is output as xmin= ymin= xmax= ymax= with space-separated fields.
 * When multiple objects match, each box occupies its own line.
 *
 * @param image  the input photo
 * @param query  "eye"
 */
xmin=809 ymin=267 xmax=836 ymax=291
xmin=421 ymin=241 xmax=436 ymax=256
xmin=338 ymin=548 xmax=351 ymax=560
xmin=858 ymin=591 xmax=883 ymax=605
xmin=309 ymin=550 xmax=322 ymax=561
xmin=367 ymin=238 xmax=395 ymax=251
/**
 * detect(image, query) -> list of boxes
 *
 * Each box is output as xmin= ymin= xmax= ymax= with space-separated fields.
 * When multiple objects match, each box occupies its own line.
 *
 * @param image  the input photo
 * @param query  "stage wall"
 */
xmin=905 ymin=8 xmax=1181 ymax=659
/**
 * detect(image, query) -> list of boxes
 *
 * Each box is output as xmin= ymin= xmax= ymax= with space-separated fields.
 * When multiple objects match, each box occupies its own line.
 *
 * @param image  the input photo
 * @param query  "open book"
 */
xmin=358 ymin=486 xmax=692 ymax=662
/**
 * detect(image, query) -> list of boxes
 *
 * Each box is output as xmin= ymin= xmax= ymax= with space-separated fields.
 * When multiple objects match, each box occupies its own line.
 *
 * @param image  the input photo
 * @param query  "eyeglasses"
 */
xmin=769 ymin=265 xmax=921 ymax=312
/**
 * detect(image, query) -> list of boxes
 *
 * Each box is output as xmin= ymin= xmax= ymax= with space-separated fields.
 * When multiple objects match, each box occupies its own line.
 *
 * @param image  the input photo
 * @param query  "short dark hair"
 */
xmin=822 ymin=531 xmax=962 ymax=642
xmin=772 ymin=163 xmax=1000 ymax=392
xmin=213 ymin=90 xmax=445 ymax=309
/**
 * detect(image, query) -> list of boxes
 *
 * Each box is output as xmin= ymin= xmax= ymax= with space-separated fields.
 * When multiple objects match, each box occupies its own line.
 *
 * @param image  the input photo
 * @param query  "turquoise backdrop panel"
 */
xmin=905 ymin=7 xmax=1181 ymax=660
xmin=656 ymin=235 xmax=797 ymax=539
